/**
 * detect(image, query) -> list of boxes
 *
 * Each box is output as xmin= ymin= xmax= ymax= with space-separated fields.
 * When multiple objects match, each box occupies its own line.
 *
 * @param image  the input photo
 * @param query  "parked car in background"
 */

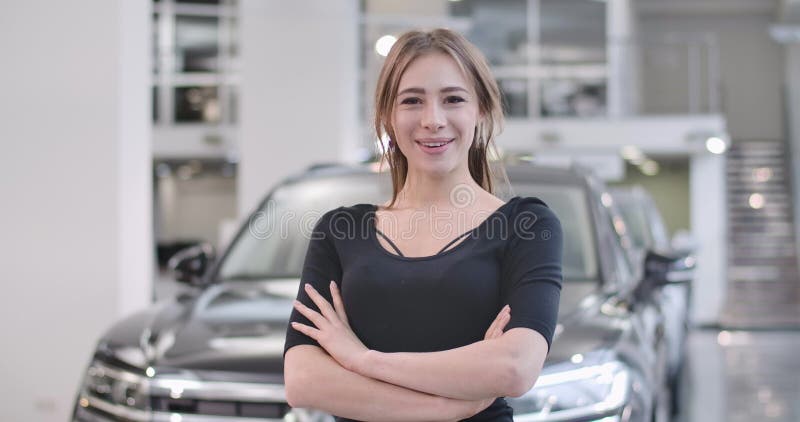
xmin=73 ymin=164 xmax=676 ymax=422
xmin=610 ymin=186 xmax=696 ymax=414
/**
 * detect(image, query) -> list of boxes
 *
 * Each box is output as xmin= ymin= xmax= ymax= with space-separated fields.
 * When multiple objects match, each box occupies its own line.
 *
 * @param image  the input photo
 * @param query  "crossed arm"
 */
xmin=284 ymin=281 xmax=548 ymax=418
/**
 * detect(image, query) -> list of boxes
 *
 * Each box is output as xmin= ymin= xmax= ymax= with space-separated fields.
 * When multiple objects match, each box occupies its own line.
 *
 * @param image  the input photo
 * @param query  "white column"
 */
xmin=787 ymin=44 xmax=800 ymax=271
xmin=606 ymin=0 xmax=639 ymax=117
xmin=238 ymin=0 xmax=359 ymax=215
xmin=689 ymin=152 xmax=727 ymax=325
xmin=0 ymin=1 xmax=152 ymax=420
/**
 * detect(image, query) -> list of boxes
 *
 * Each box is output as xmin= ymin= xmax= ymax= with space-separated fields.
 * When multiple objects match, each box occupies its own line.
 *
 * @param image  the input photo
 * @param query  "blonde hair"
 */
xmin=374 ymin=28 xmax=507 ymax=207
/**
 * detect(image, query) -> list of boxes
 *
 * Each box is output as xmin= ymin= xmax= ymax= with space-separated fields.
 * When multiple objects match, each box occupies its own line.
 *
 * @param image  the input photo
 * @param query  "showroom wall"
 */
xmin=238 ymin=0 xmax=360 ymax=216
xmin=0 ymin=1 xmax=151 ymax=421
xmin=639 ymin=6 xmax=785 ymax=141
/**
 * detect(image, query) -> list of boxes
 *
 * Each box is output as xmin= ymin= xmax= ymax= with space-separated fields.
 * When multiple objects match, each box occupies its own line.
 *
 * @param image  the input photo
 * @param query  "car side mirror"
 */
xmin=644 ymin=249 xmax=695 ymax=287
xmin=167 ymin=243 xmax=216 ymax=286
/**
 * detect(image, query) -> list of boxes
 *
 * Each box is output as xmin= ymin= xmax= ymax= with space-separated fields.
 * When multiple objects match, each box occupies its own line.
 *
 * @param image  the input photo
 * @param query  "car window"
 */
xmin=218 ymin=172 xmax=599 ymax=283
xmin=217 ymin=173 xmax=390 ymax=280
xmin=598 ymin=192 xmax=636 ymax=288
xmin=512 ymin=184 xmax=598 ymax=281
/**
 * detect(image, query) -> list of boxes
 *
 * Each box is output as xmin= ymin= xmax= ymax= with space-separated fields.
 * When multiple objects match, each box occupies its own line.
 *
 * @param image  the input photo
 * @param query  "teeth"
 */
xmin=422 ymin=140 xmax=450 ymax=147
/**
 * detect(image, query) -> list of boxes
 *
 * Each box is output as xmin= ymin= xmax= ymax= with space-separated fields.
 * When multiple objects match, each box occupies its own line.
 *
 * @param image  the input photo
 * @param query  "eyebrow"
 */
xmin=397 ymin=86 xmax=469 ymax=96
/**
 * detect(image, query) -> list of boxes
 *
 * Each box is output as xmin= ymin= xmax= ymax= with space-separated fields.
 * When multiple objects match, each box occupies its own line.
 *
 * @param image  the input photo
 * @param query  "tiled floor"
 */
xmin=675 ymin=328 xmax=800 ymax=422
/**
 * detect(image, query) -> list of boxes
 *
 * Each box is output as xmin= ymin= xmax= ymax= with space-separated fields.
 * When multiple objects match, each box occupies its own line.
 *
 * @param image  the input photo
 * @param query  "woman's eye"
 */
xmin=445 ymin=96 xmax=466 ymax=104
xmin=400 ymin=97 xmax=422 ymax=105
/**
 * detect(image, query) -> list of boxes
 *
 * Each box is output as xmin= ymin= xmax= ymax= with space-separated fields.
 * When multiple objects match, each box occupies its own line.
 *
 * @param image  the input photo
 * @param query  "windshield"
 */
xmin=217 ymin=171 xmax=597 ymax=282
xmin=217 ymin=172 xmax=390 ymax=281
xmin=513 ymin=183 xmax=598 ymax=281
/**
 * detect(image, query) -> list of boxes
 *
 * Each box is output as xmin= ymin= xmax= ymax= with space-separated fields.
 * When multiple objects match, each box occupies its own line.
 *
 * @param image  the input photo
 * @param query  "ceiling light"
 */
xmin=640 ymin=160 xmax=660 ymax=176
xmin=620 ymin=145 xmax=643 ymax=161
xmin=706 ymin=137 xmax=728 ymax=154
xmin=748 ymin=193 xmax=765 ymax=209
xmin=753 ymin=167 xmax=772 ymax=183
xmin=375 ymin=35 xmax=397 ymax=57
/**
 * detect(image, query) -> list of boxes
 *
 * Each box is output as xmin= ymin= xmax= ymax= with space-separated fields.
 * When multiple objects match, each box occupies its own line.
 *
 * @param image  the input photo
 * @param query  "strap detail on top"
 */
xmin=436 ymin=230 xmax=474 ymax=254
xmin=375 ymin=229 xmax=405 ymax=257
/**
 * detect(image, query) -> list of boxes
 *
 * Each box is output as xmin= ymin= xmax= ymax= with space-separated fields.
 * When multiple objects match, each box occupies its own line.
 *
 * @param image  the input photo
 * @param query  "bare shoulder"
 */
xmin=475 ymin=191 xmax=505 ymax=211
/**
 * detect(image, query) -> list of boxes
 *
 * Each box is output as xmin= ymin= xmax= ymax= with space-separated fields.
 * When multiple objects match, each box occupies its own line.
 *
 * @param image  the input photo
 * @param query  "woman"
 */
xmin=283 ymin=28 xmax=563 ymax=421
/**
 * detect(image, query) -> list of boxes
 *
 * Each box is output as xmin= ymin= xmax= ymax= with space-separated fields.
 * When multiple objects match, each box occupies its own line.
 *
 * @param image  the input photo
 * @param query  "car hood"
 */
xmin=98 ymin=279 xmax=619 ymax=378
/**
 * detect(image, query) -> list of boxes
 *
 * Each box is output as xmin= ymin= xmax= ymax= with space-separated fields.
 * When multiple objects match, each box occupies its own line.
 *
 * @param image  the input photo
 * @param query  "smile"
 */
xmin=415 ymin=138 xmax=455 ymax=152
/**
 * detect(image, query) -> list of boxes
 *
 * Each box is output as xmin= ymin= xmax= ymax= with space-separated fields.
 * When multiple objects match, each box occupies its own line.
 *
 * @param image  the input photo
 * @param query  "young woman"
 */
xmin=283 ymin=29 xmax=563 ymax=421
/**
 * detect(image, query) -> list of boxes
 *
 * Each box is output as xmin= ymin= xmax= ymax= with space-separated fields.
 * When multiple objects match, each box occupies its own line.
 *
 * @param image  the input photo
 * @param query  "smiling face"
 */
xmin=391 ymin=53 xmax=481 ymax=178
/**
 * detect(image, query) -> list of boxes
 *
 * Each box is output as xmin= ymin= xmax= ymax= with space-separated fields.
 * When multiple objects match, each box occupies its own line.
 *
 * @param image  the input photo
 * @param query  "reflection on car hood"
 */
xmin=98 ymin=278 xmax=620 ymax=378
xmin=99 ymin=279 xmax=299 ymax=379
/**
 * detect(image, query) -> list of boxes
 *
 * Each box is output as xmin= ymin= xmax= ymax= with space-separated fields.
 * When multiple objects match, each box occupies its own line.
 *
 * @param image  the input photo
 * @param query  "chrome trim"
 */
xmin=83 ymin=396 xmax=149 ymax=422
xmin=149 ymin=378 xmax=287 ymax=402
xmin=90 ymin=361 xmax=287 ymax=402
xmin=83 ymin=396 xmax=286 ymax=422
xmin=510 ymin=362 xmax=629 ymax=422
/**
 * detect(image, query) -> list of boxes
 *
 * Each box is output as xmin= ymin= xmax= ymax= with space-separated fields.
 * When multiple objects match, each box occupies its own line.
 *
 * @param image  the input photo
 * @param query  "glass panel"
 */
xmin=498 ymin=79 xmax=528 ymax=118
xmin=153 ymin=86 xmax=159 ymax=123
xmin=152 ymin=13 xmax=159 ymax=74
xmin=174 ymin=86 xmax=220 ymax=123
xmin=450 ymin=0 xmax=529 ymax=67
xmin=540 ymin=79 xmax=606 ymax=117
xmin=539 ymin=0 xmax=607 ymax=117
xmin=176 ymin=0 xmax=221 ymax=4
xmin=175 ymin=15 xmax=219 ymax=72
xmin=227 ymin=85 xmax=238 ymax=124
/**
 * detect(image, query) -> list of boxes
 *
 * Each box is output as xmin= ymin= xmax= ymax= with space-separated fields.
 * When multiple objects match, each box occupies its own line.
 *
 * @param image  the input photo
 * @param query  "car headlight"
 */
xmin=78 ymin=360 xmax=149 ymax=411
xmin=507 ymin=360 xmax=629 ymax=421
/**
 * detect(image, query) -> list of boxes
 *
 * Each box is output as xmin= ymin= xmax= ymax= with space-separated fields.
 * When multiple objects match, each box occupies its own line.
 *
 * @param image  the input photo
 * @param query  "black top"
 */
xmin=284 ymin=196 xmax=563 ymax=421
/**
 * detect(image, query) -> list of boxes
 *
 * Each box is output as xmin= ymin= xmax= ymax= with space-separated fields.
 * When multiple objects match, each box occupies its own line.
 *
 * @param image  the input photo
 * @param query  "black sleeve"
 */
xmin=283 ymin=208 xmax=345 ymax=356
xmin=501 ymin=198 xmax=563 ymax=352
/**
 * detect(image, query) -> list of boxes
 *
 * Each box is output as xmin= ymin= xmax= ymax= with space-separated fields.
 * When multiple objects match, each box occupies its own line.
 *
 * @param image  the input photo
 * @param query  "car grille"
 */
xmin=151 ymin=396 xmax=290 ymax=418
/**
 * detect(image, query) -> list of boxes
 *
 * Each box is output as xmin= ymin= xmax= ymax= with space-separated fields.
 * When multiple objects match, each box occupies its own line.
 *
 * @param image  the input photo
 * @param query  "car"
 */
xmin=72 ymin=163 xmax=675 ymax=422
xmin=610 ymin=186 xmax=696 ymax=414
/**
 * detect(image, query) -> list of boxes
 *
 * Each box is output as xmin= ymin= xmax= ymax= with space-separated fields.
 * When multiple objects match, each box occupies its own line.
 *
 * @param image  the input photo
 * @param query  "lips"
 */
xmin=415 ymin=138 xmax=455 ymax=153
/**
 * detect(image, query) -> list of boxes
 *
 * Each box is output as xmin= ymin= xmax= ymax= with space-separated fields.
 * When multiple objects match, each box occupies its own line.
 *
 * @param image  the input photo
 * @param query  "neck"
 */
xmin=394 ymin=166 xmax=480 ymax=210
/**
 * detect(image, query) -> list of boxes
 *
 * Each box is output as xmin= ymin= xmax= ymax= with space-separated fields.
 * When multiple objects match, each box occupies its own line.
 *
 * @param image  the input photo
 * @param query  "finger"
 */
xmin=291 ymin=322 xmax=320 ymax=340
xmin=484 ymin=305 xmax=510 ymax=340
xmin=304 ymin=283 xmax=339 ymax=323
xmin=497 ymin=311 xmax=511 ymax=335
xmin=293 ymin=300 xmax=328 ymax=329
xmin=490 ymin=308 xmax=511 ymax=339
xmin=329 ymin=281 xmax=350 ymax=326
xmin=501 ymin=306 xmax=512 ymax=333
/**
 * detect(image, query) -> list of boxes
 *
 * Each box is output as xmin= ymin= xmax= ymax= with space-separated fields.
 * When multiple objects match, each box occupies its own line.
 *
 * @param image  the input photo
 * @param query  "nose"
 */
xmin=421 ymin=102 xmax=446 ymax=132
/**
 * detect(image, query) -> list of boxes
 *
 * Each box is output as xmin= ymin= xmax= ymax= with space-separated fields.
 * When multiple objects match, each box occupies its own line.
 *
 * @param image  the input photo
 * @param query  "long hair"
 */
xmin=373 ymin=28 xmax=508 ymax=207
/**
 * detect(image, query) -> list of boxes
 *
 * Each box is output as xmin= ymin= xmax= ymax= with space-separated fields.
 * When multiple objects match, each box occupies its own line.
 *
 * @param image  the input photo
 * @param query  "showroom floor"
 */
xmin=675 ymin=328 xmax=800 ymax=422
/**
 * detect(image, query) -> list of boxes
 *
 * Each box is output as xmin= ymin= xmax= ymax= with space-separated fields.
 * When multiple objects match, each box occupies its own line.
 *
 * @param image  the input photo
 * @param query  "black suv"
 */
xmin=73 ymin=164 xmax=676 ymax=422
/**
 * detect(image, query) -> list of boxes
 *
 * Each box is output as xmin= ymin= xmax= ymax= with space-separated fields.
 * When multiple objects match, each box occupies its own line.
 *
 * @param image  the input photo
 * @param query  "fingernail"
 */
xmin=330 ymin=281 xmax=336 ymax=289
xmin=305 ymin=284 xmax=313 ymax=291
xmin=291 ymin=322 xmax=298 ymax=326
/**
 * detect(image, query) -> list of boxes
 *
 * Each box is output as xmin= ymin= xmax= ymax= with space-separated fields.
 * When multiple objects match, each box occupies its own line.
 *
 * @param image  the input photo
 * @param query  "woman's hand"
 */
xmin=291 ymin=281 xmax=369 ymax=372
xmin=456 ymin=304 xmax=511 ymax=419
xmin=484 ymin=304 xmax=510 ymax=341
